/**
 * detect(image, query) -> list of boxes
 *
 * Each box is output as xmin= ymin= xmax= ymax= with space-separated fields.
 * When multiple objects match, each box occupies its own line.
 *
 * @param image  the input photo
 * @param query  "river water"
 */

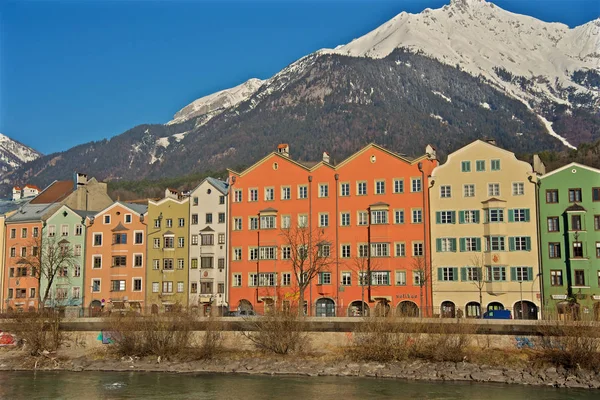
xmin=0 ymin=371 xmax=596 ymax=399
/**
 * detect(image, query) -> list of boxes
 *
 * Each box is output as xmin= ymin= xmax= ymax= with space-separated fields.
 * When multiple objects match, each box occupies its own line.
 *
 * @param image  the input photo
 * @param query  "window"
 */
xmin=459 ymin=210 xmax=480 ymax=224
xmin=460 ymin=237 xmax=481 ymax=252
xmin=298 ymin=214 xmax=308 ymax=228
xmin=488 ymin=183 xmax=500 ymax=197
xmin=191 ymin=214 xmax=198 ymax=225
xmin=163 ymin=258 xmax=174 ymax=270
xmin=249 ymin=188 xmax=258 ymax=202
xmin=150 ymin=282 xmax=159 ymax=293
xmin=439 ymin=267 xmax=458 ymax=281
xmin=134 ymin=254 xmax=143 ymax=267
xmin=572 ymin=242 xmax=584 ymax=258
xmin=265 ymin=187 xmax=274 ymax=201
xmin=569 ymin=188 xmax=582 ymax=203
xmin=393 ymin=179 xmax=404 ymax=194
xmin=33 ymin=227 xmax=39 ymax=237
xmin=476 ymin=160 xmax=485 ymax=172
xmin=371 ymin=271 xmax=390 ymax=286
xmin=232 ymin=217 xmax=243 ymax=232
xmin=258 ymin=273 xmax=276 ymax=287
xmin=166 ymin=218 xmax=173 ymax=228
xmin=341 ymin=244 xmax=350 ymax=258
xmin=152 ymin=238 xmax=160 ymax=249
xmin=341 ymin=272 xmax=351 ymax=286
xmin=512 ymin=182 xmax=524 ymax=196
xmin=546 ymin=190 xmax=559 ymax=203
xmin=162 ymin=281 xmax=173 ymax=293
xmin=411 ymin=178 xmax=422 ymax=193
xmin=512 ymin=266 xmax=533 ymax=281
xmin=72 ymin=287 xmax=81 ymax=299
xmin=461 ymin=161 xmax=471 ymax=172
xmin=234 ymin=189 xmax=242 ymax=203
xmin=201 ymin=257 xmax=213 ymax=269
xmin=370 ymin=243 xmax=390 ymax=257
xmin=177 ymin=258 xmax=185 ymax=269
xmin=485 ymin=236 xmax=505 ymax=251
xmin=110 ymin=280 xmax=126 ymax=292
xmin=9 ymin=228 xmax=15 ymax=239
xmin=593 ymin=188 xmax=600 ymax=202
xmin=93 ymin=233 xmax=102 ymax=246
xmin=319 ymin=183 xmax=329 ymax=198
xmin=412 ymin=242 xmax=423 ymax=257
xmin=204 ymin=213 xmax=212 ymax=224
xmin=218 ymin=234 xmax=225 ymax=244
xmin=281 ymin=186 xmax=291 ymax=200
xmin=319 ymin=244 xmax=330 ymax=258
xmin=371 ymin=210 xmax=388 ymax=224
xmin=574 ymin=270 xmax=585 ymax=286
xmin=509 ymin=208 xmax=529 ymax=222
xmin=571 ymin=215 xmax=582 ymax=231
xmin=92 ymin=256 xmax=102 ymax=269
xmin=104 ymin=215 xmax=110 ymax=224
xmin=164 ymin=236 xmax=175 ymax=248
xmin=358 ymin=244 xmax=369 ymax=258
xmin=192 ymin=196 xmax=199 ymax=206
xmin=281 ymin=246 xmax=291 ymax=260
xmin=395 ymin=243 xmax=405 ymax=257
xmin=112 ymin=233 xmax=127 ymax=244
xmin=436 ymin=238 xmax=456 ymax=252
xmin=233 ymin=248 xmax=242 ymax=261
xmin=491 ymin=159 xmax=501 ymax=171
xmin=357 ymin=181 xmax=367 ymax=195
xmin=463 ymin=184 xmax=475 ymax=197
xmin=549 ymin=243 xmax=561 ymax=258
xmin=595 ymin=215 xmax=600 ymax=230
xmin=260 ymin=215 xmax=276 ymax=229
xmin=464 ymin=266 xmax=482 ymax=281
xmin=9 ymin=247 xmax=15 ymax=257
xmin=134 ymin=231 xmax=143 ymax=244
xmin=550 ymin=270 xmax=563 ymax=286
xmin=258 ymin=246 xmax=277 ymax=260
xmin=340 ymin=183 xmax=350 ymax=197
xmin=316 ymin=213 xmax=329 ymax=228
xmin=375 ymin=180 xmax=385 ymax=194
xmin=232 ymin=274 xmax=242 ymax=287
xmin=436 ymin=210 xmax=455 ymax=224
xmin=395 ymin=271 xmax=406 ymax=286
xmin=7 ymin=289 xmax=12 ymax=299
xmin=73 ymin=265 xmax=81 ymax=277
xmin=486 ymin=266 xmax=506 ymax=281
xmin=124 ymin=214 xmax=132 ymax=223
xmin=92 ymin=279 xmax=101 ymax=292
xmin=112 ymin=256 xmax=127 ymax=267
xmin=219 ymin=195 xmax=225 ymax=205
xmin=20 ymin=247 xmax=26 ymax=257
xmin=190 ymin=283 xmax=198 ymax=294
xmin=357 ymin=211 xmax=368 ymax=226
xmin=177 ymin=282 xmax=184 ymax=293
xmin=318 ymin=272 xmax=331 ymax=285
xmin=249 ymin=216 xmax=259 ymax=230
xmin=485 ymin=208 xmax=504 ymax=223
xmin=298 ymin=185 xmax=308 ymax=199
xmin=133 ymin=279 xmax=142 ymax=292
xmin=414 ymin=271 xmax=424 ymax=286
xmin=510 ymin=236 xmax=531 ymax=251
xmin=394 ymin=210 xmax=404 ymax=224
xmin=412 ymin=209 xmax=422 ymax=224
xmin=341 ymin=212 xmax=350 ymax=226
xmin=596 ymin=242 xmax=600 ymax=258
xmin=440 ymin=185 xmax=451 ymax=198
xmin=21 ymin=228 xmax=27 ymax=238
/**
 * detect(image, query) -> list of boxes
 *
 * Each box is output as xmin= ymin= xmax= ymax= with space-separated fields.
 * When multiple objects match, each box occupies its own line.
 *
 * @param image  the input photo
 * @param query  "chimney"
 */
xmin=484 ymin=138 xmax=497 ymax=146
xmin=277 ymin=144 xmax=290 ymax=157
xmin=425 ymin=144 xmax=437 ymax=160
xmin=165 ymin=188 xmax=179 ymax=200
xmin=74 ymin=172 xmax=88 ymax=189
xmin=322 ymin=151 xmax=330 ymax=164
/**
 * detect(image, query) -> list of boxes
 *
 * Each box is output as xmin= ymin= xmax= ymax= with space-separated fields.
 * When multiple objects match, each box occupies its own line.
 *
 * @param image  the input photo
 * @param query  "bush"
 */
xmin=12 ymin=311 xmax=63 ymax=356
xmin=241 ymin=310 xmax=306 ymax=355
xmin=535 ymin=322 xmax=600 ymax=371
xmin=346 ymin=317 xmax=410 ymax=362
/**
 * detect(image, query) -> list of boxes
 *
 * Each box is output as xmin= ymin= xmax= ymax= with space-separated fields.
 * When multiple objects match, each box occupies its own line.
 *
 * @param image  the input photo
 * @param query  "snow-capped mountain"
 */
xmin=0 ymin=133 xmax=42 ymax=181
xmin=167 ymin=78 xmax=265 ymax=126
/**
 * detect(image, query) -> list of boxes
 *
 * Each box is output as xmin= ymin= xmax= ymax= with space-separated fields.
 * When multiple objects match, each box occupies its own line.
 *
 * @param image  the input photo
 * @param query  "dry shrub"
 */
xmin=194 ymin=317 xmax=223 ymax=359
xmin=345 ymin=317 xmax=410 ymax=362
xmin=11 ymin=311 xmax=63 ymax=356
xmin=241 ymin=310 xmax=306 ymax=355
xmin=534 ymin=322 xmax=600 ymax=371
xmin=411 ymin=322 xmax=475 ymax=362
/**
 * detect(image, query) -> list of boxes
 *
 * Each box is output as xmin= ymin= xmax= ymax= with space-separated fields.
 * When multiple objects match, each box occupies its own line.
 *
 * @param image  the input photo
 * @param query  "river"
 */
xmin=0 ymin=371 xmax=596 ymax=399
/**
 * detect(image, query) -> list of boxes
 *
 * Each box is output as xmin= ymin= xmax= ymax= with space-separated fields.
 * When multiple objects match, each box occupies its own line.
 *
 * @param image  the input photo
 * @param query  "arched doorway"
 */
xmin=316 ymin=298 xmax=335 ymax=317
xmin=374 ymin=300 xmax=391 ymax=317
xmin=151 ymin=304 xmax=159 ymax=314
xmin=465 ymin=302 xmax=481 ymax=318
xmin=487 ymin=302 xmax=504 ymax=312
xmin=514 ymin=301 xmax=538 ymax=320
xmin=238 ymin=299 xmax=253 ymax=311
xmin=348 ymin=301 xmax=369 ymax=317
xmin=441 ymin=301 xmax=456 ymax=318
xmin=89 ymin=300 xmax=102 ymax=317
xmin=396 ymin=301 xmax=419 ymax=317
xmin=263 ymin=298 xmax=275 ymax=315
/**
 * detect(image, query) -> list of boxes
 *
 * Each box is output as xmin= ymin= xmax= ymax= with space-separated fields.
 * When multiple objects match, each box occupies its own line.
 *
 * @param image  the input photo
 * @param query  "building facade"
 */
xmin=538 ymin=163 xmax=600 ymax=318
xmin=228 ymin=143 xmax=436 ymax=316
xmin=188 ymin=178 xmax=229 ymax=315
xmin=430 ymin=140 xmax=541 ymax=319
xmin=84 ymin=202 xmax=147 ymax=315
xmin=146 ymin=192 xmax=190 ymax=313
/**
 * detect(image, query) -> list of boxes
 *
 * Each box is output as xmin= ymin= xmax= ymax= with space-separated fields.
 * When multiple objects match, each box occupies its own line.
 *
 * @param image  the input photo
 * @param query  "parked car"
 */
xmin=224 ymin=310 xmax=258 ymax=317
xmin=483 ymin=309 xmax=512 ymax=319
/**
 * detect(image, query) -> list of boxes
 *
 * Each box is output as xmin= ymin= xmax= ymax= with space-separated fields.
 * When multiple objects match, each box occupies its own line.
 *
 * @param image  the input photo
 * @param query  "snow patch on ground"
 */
xmin=432 ymin=91 xmax=452 ymax=102
xmin=537 ymin=115 xmax=576 ymax=149
xmin=480 ymin=102 xmax=491 ymax=110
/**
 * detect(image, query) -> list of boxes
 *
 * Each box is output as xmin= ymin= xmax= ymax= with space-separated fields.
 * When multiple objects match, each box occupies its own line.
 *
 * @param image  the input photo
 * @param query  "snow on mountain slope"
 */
xmin=167 ymin=78 xmax=265 ymax=125
xmin=321 ymin=0 xmax=599 ymax=126
xmin=0 ymin=133 xmax=41 ymax=170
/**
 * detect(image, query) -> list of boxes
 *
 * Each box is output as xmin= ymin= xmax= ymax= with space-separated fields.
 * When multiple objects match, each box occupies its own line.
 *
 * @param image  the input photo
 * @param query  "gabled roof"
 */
xmin=481 ymin=197 xmax=506 ymax=203
xmin=540 ymin=162 xmax=600 ymax=180
xmin=189 ymin=177 xmax=229 ymax=196
xmin=200 ymin=226 xmax=214 ymax=232
xmin=23 ymin=184 xmax=41 ymax=191
xmin=112 ymin=222 xmax=129 ymax=232
xmin=29 ymin=180 xmax=74 ymax=204
xmin=148 ymin=196 xmax=189 ymax=207
xmin=6 ymin=203 xmax=59 ymax=223
xmin=92 ymin=201 xmax=147 ymax=219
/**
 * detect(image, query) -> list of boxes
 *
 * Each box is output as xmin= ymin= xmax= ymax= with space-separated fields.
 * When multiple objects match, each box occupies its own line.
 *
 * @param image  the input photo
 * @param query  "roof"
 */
xmin=206 ymin=177 xmax=229 ymax=195
xmin=13 ymin=187 xmax=21 ymax=191
xmin=565 ymin=203 xmax=586 ymax=213
xmin=30 ymin=180 xmax=74 ymax=204
xmin=112 ymin=222 xmax=129 ymax=232
xmin=72 ymin=209 xmax=97 ymax=219
xmin=200 ymin=226 xmax=214 ymax=232
xmin=481 ymin=197 xmax=506 ymax=203
xmin=119 ymin=202 xmax=148 ymax=215
xmin=296 ymin=160 xmax=321 ymax=168
xmin=6 ymin=203 xmax=58 ymax=223
xmin=259 ymin=207 xmax=278 ymax=213
xmin=369 ymin=202 xmax=390 ymax=207
xmin=540 ymin=162 xmax=600 ymax=180
xmin=24 ymin=184 xmax=41 ymax=191
xmin=277 ymin=144 xmax=289 ymax=149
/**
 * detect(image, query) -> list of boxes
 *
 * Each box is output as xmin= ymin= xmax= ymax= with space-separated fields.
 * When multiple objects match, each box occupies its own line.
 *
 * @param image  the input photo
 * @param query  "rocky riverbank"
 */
xmin=1 ymin=348 xmax=599 ymax=390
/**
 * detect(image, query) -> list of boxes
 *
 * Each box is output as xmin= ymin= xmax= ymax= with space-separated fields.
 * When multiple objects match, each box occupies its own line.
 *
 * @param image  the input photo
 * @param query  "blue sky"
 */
xmin=0 ymin=0 xmax=598 ymax=155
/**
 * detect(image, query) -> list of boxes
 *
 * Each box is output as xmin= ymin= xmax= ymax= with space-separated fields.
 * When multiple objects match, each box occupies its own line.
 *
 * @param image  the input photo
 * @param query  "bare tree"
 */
xmin=18 ymin=236 xmax=77 ymax=309
xmin=348 ymin=255 xmax=381 ymax=317
xmin=411 ymin=256 xmax=432 ymax=318
xmin=280 ymin=225 xmax=332 ymax=316
xmin=470 ymin=253 xmax=487 ymax=319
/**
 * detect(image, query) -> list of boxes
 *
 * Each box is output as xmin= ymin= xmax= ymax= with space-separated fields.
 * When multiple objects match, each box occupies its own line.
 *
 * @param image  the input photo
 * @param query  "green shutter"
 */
xmin=508 ymin=209 xmax=514 ymax=222
xmin=509 ymin=237 xmax=516 ymax=251
xmin=524 ymin=209 xmax=530 ymax=222
xmin=459 ymin=211 xmax=465 ymax=224
xmin=460 ymin=238 xmax=466 ymax=252
xmin=437 ymin=268 xmax=443 ymax=281
xmin=453 ymin=267 xmax=459 ymax=281
xmin=510 ymin=267 xmax=516 ymax=281
xmin=451 ymin=238 xmax=457 ymax=252
xmin=451 ymin=211 xmax=456 ymax=224
xmin=436 ymin=212 xmax=441 ymax=224
xmin=527 ymin=267 xmax=533 ymax=281
xmin=525 ymin=237 xmax=531 ymax=251
xmin=461 ymin=267 xmax=467 ymax=281
xmin=436 ymin=238 xmax=442 ymax=252
xmin=474 ymin=210 xmax=480 ymax=223
xmin=475 ymin=238 xmax=482 ymax=251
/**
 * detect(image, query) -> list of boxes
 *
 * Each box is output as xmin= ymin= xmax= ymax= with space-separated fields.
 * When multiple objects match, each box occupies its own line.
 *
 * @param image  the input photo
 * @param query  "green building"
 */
xmin=538 ymin=163 xmax=600 ymax=319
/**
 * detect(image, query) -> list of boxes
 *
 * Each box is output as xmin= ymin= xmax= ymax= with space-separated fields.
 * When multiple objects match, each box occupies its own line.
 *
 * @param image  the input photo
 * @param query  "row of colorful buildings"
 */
xmin=1 ymin=140 xmax=598 ymax=319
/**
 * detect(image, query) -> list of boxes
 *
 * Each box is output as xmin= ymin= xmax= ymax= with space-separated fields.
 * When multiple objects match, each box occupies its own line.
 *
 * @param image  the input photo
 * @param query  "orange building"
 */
xmin=84 ymin=202 xmax=147 ymax=315
xmin=228 ymin=143 xmax=437 ymax=317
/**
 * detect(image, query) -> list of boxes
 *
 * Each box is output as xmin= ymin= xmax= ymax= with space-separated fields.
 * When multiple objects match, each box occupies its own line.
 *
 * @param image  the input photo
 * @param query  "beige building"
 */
xmin=430 ymin=140 xmax=541 ymax=319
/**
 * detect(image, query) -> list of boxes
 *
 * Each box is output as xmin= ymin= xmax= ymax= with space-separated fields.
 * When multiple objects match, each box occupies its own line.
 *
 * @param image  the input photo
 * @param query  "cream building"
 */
xmin=430 ymin=140 xmax=541 ymax=319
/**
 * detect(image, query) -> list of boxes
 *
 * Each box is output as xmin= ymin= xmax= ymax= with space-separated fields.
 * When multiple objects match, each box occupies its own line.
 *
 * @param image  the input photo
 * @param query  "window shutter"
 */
xmin=460 ymin=238 xmax=466 ymax=252
xmin=475 ymin=238 xmax=482 ymax=252
xmin=508 ymin=209 xmax=514 ymax=222
xmin=459 ymin=211 xmax=465 ymax=224
xmin=437 ymin=268 xmax=443 ymax=281
xmin=524 ymin=209 xmax=530 ymax=222
xmin=451 ymin=211 xmax=456 ymax=224
xmin=474 ymin=210 xmax=480 ymax=223
xmin=510 ymin=267 xmax=516 ymax=281
xmin=527 ymin=267 xmax=534 ymax=281
xmin=525 ymin=237 xmax=531 ymax=251
xmin=509 ymin=237 xmax=516 ymax=251
xmin=453 ymin=267 xmax=459 ymax=281
xmin=451 ymin=238 xmax=457 ymax=252
xmin=460 ymin=267 xmax=467 ymax=281
xmin=436 ymin=212 xmax=441 ymax=224
xmin=436 ymin=238 xmax=442 ymax=252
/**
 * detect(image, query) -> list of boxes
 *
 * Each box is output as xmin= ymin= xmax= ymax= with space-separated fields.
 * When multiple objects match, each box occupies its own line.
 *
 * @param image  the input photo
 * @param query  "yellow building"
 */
xmin=430 ymin=140 xmax=541 ymax=319
xmin=146 ymin=191 xmax=190 ymax=312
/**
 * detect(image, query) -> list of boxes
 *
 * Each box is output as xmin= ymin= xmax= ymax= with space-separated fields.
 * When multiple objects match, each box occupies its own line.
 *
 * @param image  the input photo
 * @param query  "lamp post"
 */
xmin=519 ymin=280 xmax=524 ymax=320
